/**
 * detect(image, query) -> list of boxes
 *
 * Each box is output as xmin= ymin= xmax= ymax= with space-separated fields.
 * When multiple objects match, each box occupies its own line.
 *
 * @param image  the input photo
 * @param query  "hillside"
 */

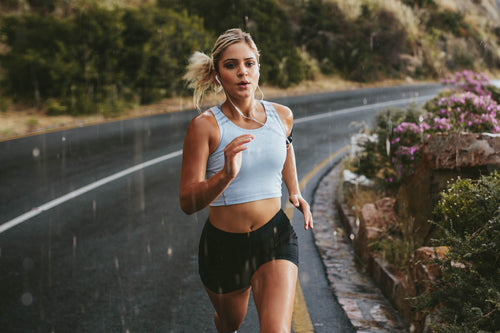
xmin=2 ymin=0 xmax=499 ymax=79
xmin=0 ymin=0 xmax=499 ymax=140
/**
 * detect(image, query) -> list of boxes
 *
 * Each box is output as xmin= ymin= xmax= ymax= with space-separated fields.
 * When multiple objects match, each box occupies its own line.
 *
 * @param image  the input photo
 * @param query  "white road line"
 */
xmin=295 ymin=95 xmax=433 ymax=124
xmin=0 ymin=150 xmax=182 ymax=234
xmin=1 ymin=94 xmax=435 ymax=234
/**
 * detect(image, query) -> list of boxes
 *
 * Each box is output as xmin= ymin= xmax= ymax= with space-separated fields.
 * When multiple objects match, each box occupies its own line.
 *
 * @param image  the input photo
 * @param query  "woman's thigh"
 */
xmin=250 ymin=260 xmax=298 ymax=332
xmin=205 ymin=286 xmax=251 ymax=330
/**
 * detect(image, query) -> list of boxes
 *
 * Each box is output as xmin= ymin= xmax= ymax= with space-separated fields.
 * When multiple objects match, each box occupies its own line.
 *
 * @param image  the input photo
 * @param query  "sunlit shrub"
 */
xmin=415 ymin=173 xmax=500 ymax=332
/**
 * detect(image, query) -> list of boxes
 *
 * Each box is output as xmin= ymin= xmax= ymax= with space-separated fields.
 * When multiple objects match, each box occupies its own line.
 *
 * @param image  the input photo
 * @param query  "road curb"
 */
xmin=311 ymin=163 xmax=408 ymax=333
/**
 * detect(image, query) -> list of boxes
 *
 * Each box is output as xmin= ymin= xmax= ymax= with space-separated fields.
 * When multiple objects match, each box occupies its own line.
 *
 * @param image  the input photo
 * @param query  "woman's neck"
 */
xmin=225 ymin=95 xmax=257 ymax=119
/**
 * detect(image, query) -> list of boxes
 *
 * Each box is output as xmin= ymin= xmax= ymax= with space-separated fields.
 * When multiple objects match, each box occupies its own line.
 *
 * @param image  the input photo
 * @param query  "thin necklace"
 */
xmin=223 ymin=88 xmax=291 ymax=148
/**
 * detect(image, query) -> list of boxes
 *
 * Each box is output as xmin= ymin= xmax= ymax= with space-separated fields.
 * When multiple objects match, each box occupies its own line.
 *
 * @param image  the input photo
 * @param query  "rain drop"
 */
xmin=21 ymin=292 xmax=33 ymax=306
xmin=167 ymin=247 xmax=173 ymax=257
xmin=32 ymin=147 xmax=40 ymax=158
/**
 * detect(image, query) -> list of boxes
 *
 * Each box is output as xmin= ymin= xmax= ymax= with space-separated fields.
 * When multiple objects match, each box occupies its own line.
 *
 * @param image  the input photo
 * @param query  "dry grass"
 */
xmin=332 ymin=0 xmax=420 ymax=39
xmin=332 ymin=0 xmax=363 ymax=19
xmin=332 ymin=0 xmax=500 ymax=40
xmin=434 ymin=0 xmax=458 ymax=11
xmin=344 ymin=187 xmax=380 ymax=214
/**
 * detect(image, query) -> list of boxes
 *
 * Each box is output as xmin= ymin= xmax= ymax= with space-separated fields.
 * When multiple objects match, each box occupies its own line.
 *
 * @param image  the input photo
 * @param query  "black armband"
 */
xmin=286 ymin=128 xmax=293 ymax=145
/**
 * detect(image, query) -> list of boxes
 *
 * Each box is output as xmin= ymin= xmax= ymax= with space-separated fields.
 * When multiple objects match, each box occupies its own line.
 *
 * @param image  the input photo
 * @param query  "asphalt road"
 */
xmin=0 ymin=83 xmax=442 ymax=332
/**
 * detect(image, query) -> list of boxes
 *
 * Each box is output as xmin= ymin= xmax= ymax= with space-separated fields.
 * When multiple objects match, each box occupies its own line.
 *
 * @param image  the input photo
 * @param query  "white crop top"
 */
xmin=206 ymin=101 xmax=287 ymax=206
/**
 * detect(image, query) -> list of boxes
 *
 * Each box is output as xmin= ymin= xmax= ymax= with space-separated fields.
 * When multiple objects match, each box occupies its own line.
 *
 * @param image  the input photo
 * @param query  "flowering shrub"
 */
xmin=386 ymin=71 xmax=500 ymax=182
xmin=390 ymin=120 xmax=429 ymax=181
xmin=356 ymin=71 xmax=499 ymax=187
xmin=441 ymin=70 xmax=491 ymax=96
xmin=434 ymin=92 xmax=500 ymax=133
xmin=355 ymin=106 xmax=424 ymax=188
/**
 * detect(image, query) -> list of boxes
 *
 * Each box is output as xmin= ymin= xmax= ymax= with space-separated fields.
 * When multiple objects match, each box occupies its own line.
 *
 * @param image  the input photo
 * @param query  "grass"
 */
xmin=330 ymin=0 xmax=420 ymax=39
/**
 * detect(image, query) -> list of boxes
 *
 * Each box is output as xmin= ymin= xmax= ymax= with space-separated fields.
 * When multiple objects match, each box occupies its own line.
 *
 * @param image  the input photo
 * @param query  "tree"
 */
xmin=158 ymin=0 xmax=308 ymax=87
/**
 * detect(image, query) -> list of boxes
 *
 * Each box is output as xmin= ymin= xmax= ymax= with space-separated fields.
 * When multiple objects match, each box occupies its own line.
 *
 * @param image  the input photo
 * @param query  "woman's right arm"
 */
xmin=179 ymin=113 xmax=253 ymax=214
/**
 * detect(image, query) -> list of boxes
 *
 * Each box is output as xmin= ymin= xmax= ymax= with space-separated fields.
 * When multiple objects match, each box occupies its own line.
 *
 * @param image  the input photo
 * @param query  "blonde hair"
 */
xmin=183 ymin=28 xmax=260 ymax=110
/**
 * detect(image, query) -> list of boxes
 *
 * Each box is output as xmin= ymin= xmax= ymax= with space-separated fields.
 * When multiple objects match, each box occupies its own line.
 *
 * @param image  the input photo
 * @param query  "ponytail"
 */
xmin=183 ymin=51 xmax=221 ymax=111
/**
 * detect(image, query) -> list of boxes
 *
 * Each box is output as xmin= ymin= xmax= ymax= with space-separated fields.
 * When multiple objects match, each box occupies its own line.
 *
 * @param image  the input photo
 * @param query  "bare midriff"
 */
xmin=208 ymin=197 xmax=282 ymax=233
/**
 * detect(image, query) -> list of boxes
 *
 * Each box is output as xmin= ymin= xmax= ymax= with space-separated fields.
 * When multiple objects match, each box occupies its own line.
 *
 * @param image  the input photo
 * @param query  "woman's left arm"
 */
xmin=274 ymin=103 xmax=314 ymax=230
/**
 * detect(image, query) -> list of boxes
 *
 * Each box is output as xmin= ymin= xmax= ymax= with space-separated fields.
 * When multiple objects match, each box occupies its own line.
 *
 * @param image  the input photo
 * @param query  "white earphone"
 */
xmin=215 ymin=75 xmax=221 ymax=85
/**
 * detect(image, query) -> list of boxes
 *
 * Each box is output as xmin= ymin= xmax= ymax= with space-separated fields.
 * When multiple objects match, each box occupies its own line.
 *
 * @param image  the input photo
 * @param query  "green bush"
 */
xmin=415 ymin=174 xmax=500 ymax=332
xmin=0 ymin=95 xmax=11 ymax=112
xmin=427 ymin=9 xmax=471 ymax=37
xmin=160 ymin=0 xmax=308 ymax=88
xmin=433 ymin=174 xmax=500 ymax=239
xmin=0 ymin=6 xmax=212 ymax=114
xmin=297 ymin=0 xmax=408 ymax=81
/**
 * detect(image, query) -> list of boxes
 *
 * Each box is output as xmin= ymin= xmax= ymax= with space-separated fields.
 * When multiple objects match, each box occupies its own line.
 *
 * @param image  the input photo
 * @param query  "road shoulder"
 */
xmin=311 ymin=162 xmax=408 ymax=332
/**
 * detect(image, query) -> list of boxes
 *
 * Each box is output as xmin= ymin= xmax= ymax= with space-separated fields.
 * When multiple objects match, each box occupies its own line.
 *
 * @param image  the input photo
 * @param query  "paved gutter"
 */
xmin=311 ymin=163 xmax=408 ymax=333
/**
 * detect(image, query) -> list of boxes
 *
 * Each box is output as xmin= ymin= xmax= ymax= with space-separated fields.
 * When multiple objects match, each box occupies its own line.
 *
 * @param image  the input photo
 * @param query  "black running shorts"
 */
xmin=198 ymin=209 xmax=298 ymax=294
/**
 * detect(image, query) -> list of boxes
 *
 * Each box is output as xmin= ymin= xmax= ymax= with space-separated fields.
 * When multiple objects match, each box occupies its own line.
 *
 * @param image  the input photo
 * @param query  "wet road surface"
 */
xmin=0 ymin=84 xmax=442 ymax=332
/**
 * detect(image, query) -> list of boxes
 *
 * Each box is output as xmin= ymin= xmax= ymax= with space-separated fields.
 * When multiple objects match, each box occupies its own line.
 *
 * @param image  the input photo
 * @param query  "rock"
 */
xmin=355 ymin=198 xmax=398 ymax=262
xmin=408 ymin=246 xmax=449 ymax=296
xmin=360 ymin=198 xmax=397 ymax=230
xmin=420 ymin=132 xmax=500 ymax=171
xmin=375 ymin=197 xmax=398 ymax=228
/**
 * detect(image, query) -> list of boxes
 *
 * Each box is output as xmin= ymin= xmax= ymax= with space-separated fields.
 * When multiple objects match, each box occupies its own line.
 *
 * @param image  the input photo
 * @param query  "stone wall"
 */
xmin=396 ymin=132 xmax=500 ymax=247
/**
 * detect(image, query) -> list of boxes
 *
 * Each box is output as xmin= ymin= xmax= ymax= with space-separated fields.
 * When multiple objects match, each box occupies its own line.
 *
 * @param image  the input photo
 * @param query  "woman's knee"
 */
xmin=215 ymin=312 xmax=243 ymax=332
xmin=259 ymin=322 xmax=290 ymax=333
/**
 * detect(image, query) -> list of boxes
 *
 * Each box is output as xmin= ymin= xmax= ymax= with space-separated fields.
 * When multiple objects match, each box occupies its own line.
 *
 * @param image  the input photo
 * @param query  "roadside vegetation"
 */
xmin=343 ymin=70 xmax=500 ymax=331
xmin=0 ymin=0 xmax=499 ymax=119
xmin=418 ymin=173 xmax=500 ymax=332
